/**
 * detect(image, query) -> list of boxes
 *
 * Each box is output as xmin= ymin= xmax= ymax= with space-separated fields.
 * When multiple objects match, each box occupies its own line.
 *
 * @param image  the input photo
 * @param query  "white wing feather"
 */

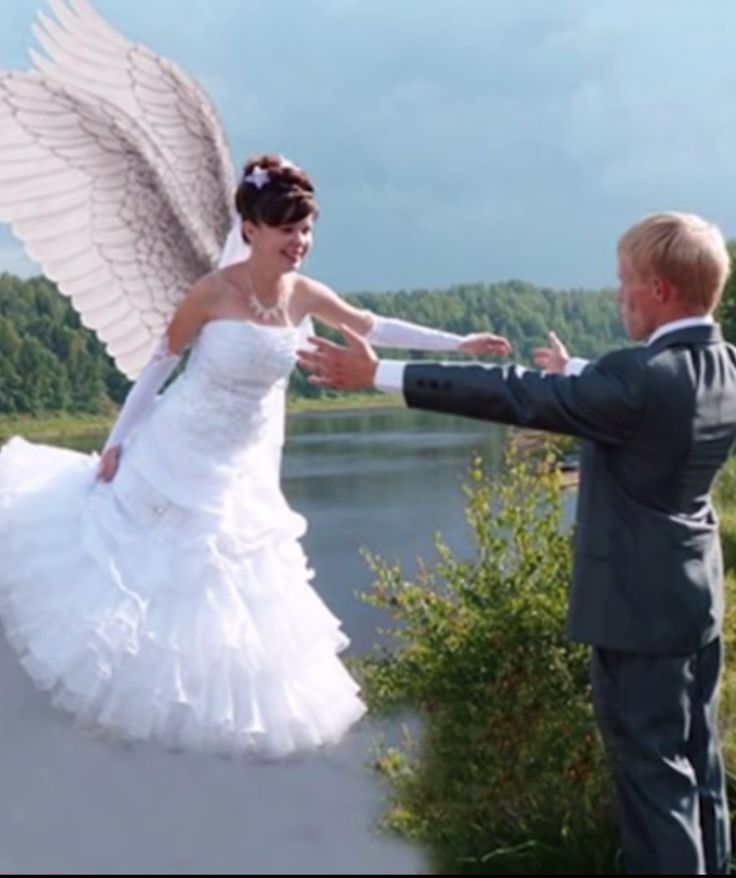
xmin=0 ymin=0 xmax=241 ymax=378
xmin=0 ymin=72 xmax=217 ymax=378
xmin=30 ymin=0 xmax=236 ymax=253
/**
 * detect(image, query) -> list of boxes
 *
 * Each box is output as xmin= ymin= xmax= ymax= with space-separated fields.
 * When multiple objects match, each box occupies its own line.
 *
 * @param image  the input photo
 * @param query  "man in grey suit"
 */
xmin=298 ymin=212 xmax=736 ymax=874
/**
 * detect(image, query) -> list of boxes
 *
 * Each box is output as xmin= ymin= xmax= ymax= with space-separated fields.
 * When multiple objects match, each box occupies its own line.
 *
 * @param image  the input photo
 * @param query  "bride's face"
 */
xmin=247 ymin=216 xmax=315 ymax=271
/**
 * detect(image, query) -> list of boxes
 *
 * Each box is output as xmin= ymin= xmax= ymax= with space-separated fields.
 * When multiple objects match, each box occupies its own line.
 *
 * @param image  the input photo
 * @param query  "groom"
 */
xmin=298 ymin=212 xmax=736 ymax=875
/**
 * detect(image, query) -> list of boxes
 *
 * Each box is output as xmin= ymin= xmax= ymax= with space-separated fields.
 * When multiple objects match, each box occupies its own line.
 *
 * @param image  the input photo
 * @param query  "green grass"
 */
xmin=0 ymin=413 xmax=113 ymax=444
xmin=285 ymin=391 xmax=404 ymax=413
xmin=0 ymin=393 xmax=405 ymax=443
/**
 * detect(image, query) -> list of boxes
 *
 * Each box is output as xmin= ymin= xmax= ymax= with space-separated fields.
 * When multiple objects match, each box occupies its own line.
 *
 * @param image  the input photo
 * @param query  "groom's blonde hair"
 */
xmin=618 ymin=212 xmax=731 ymax=312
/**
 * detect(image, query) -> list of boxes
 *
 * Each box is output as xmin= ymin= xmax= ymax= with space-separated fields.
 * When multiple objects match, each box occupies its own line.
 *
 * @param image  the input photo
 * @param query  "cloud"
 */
xmin=0 ymin=0 xmax=735 ymax=292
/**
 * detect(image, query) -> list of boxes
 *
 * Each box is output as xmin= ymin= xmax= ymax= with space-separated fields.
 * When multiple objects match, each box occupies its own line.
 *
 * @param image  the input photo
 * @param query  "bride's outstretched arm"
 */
xmin=303 ymin=278 xmax=511 ymax=356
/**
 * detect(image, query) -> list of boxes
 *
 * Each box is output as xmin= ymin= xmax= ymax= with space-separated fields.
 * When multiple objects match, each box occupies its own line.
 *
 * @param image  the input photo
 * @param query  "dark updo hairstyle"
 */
xmin=235 ymin=154 xmax=318 ymax=243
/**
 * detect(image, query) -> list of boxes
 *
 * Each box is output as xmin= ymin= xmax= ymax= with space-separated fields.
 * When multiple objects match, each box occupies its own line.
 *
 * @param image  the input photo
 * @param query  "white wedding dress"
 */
xmin=0 ymin=317 xmax=367 ymax=758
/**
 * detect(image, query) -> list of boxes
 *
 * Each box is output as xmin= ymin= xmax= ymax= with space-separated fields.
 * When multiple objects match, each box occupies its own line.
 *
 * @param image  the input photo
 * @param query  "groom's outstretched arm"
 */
xmin=297 ymin=326 xmax=645 ymax=446
xmin=400 ymin=352 xmax=644 ymax=445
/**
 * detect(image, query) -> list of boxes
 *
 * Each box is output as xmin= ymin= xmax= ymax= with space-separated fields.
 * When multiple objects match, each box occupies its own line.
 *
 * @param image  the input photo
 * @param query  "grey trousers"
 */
xmin=591 ymin=638 xmax=730 ymax=875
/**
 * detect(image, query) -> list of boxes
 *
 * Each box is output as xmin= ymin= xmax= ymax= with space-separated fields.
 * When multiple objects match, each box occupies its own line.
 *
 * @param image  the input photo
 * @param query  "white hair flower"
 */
xmin=243 ymin=166 xmax=270 ymax=189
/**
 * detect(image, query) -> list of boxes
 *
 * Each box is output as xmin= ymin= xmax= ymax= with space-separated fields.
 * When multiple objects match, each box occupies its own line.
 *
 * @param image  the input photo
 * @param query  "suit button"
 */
xmin=417 ymin=380 xmax=425 ymax=388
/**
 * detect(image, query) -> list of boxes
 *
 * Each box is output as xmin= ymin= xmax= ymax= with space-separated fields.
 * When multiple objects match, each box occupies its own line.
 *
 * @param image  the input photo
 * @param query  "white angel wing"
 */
xmin=0 ymin=72 xmax=216 ymax=379
xmin=30 ymin=0 xmax=236 ymax=255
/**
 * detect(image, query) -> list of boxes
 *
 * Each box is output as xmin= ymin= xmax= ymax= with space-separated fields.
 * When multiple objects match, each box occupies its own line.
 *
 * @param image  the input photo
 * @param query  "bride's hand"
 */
xmin=458 ymin=332 xmax=512 ymax=357
xmin=96 ymin=445 xmax=122 ymax=483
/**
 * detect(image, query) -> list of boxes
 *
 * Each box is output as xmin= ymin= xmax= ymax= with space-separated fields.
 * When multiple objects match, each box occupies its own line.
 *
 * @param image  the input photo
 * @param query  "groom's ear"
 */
xmin=653 ymin=276 xmax=675 ymax=304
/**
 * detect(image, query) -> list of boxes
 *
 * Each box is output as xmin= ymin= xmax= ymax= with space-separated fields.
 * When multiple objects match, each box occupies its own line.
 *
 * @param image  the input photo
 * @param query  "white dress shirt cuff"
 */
xmin=565 ymin=357 xmax=589 ymax=377
xmin=375 ymin=360 xmax=406 ymax=394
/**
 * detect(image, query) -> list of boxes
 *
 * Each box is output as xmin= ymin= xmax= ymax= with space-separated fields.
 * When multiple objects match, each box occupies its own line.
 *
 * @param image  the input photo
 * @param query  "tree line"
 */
xmin=0 ymin=271 xmax=631 ymax=415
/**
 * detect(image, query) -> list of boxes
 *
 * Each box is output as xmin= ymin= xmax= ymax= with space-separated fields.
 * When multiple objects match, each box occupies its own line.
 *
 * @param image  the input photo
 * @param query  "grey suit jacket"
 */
xmin=404 ymin=325 xmax=736 ymax=653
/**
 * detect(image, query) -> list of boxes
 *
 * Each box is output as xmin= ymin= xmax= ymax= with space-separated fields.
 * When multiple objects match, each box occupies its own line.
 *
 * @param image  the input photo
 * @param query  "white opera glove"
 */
xmin=102 ymin=337 xmax=181 ymax=452
xmin=364 ymin=313 xmax=463 ymax=351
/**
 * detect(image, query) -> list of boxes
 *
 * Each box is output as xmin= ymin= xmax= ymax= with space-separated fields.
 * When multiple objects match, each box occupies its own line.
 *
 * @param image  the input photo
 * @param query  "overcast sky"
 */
xmin=2 ymin=0 xmax=735 ymax=294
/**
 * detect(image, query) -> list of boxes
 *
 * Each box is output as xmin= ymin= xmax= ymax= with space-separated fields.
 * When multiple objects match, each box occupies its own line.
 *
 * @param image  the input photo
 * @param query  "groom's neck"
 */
xmin=656 ymin=304 xmax=711 ymax=327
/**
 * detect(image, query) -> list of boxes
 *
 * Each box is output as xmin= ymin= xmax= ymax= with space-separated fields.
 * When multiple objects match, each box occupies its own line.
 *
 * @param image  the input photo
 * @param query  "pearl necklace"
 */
xmin=245 ymin=267 xmax=284 ymax=323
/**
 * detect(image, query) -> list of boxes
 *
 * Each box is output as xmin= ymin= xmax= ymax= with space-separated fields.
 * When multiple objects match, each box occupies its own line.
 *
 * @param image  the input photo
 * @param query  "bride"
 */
xmin=0 ymin=1 xmax=511 ymax=759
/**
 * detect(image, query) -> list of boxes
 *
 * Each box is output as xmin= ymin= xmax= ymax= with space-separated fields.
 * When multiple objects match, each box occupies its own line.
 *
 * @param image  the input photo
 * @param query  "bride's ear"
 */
xmin=242 ymin=220 xmax=256 ymax=244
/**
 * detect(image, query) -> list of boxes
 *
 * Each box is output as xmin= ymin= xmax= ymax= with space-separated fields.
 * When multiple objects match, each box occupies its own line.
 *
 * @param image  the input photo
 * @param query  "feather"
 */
xmin=0 ymin=0 xmax=238 ymax=378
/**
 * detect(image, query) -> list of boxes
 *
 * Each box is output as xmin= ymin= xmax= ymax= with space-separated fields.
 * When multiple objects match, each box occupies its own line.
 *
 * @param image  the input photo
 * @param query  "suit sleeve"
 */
xmin=403 ymin=348 xmax=646 ymax=444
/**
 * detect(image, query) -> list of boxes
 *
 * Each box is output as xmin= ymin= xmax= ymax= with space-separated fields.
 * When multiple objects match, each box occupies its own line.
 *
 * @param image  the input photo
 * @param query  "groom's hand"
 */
xmin=297 ymin=324 xmax=379 ymax=391
xmin=533 ymin=331 xmax=570 ymax=375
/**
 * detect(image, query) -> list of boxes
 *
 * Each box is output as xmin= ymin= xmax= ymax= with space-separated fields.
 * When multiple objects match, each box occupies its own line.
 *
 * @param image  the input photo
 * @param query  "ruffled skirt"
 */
xmin=0 ymin=436 xmax=366 ymax=759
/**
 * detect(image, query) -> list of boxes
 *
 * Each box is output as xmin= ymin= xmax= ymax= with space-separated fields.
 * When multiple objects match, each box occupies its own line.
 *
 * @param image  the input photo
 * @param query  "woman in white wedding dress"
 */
xmin=0 ymin=150 xmax=512 ymax=759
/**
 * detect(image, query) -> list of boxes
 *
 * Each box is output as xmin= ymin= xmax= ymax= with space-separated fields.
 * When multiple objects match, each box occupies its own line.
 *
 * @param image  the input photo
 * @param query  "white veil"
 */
xmin=217 ymin=220 xmax=251 ymax=269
